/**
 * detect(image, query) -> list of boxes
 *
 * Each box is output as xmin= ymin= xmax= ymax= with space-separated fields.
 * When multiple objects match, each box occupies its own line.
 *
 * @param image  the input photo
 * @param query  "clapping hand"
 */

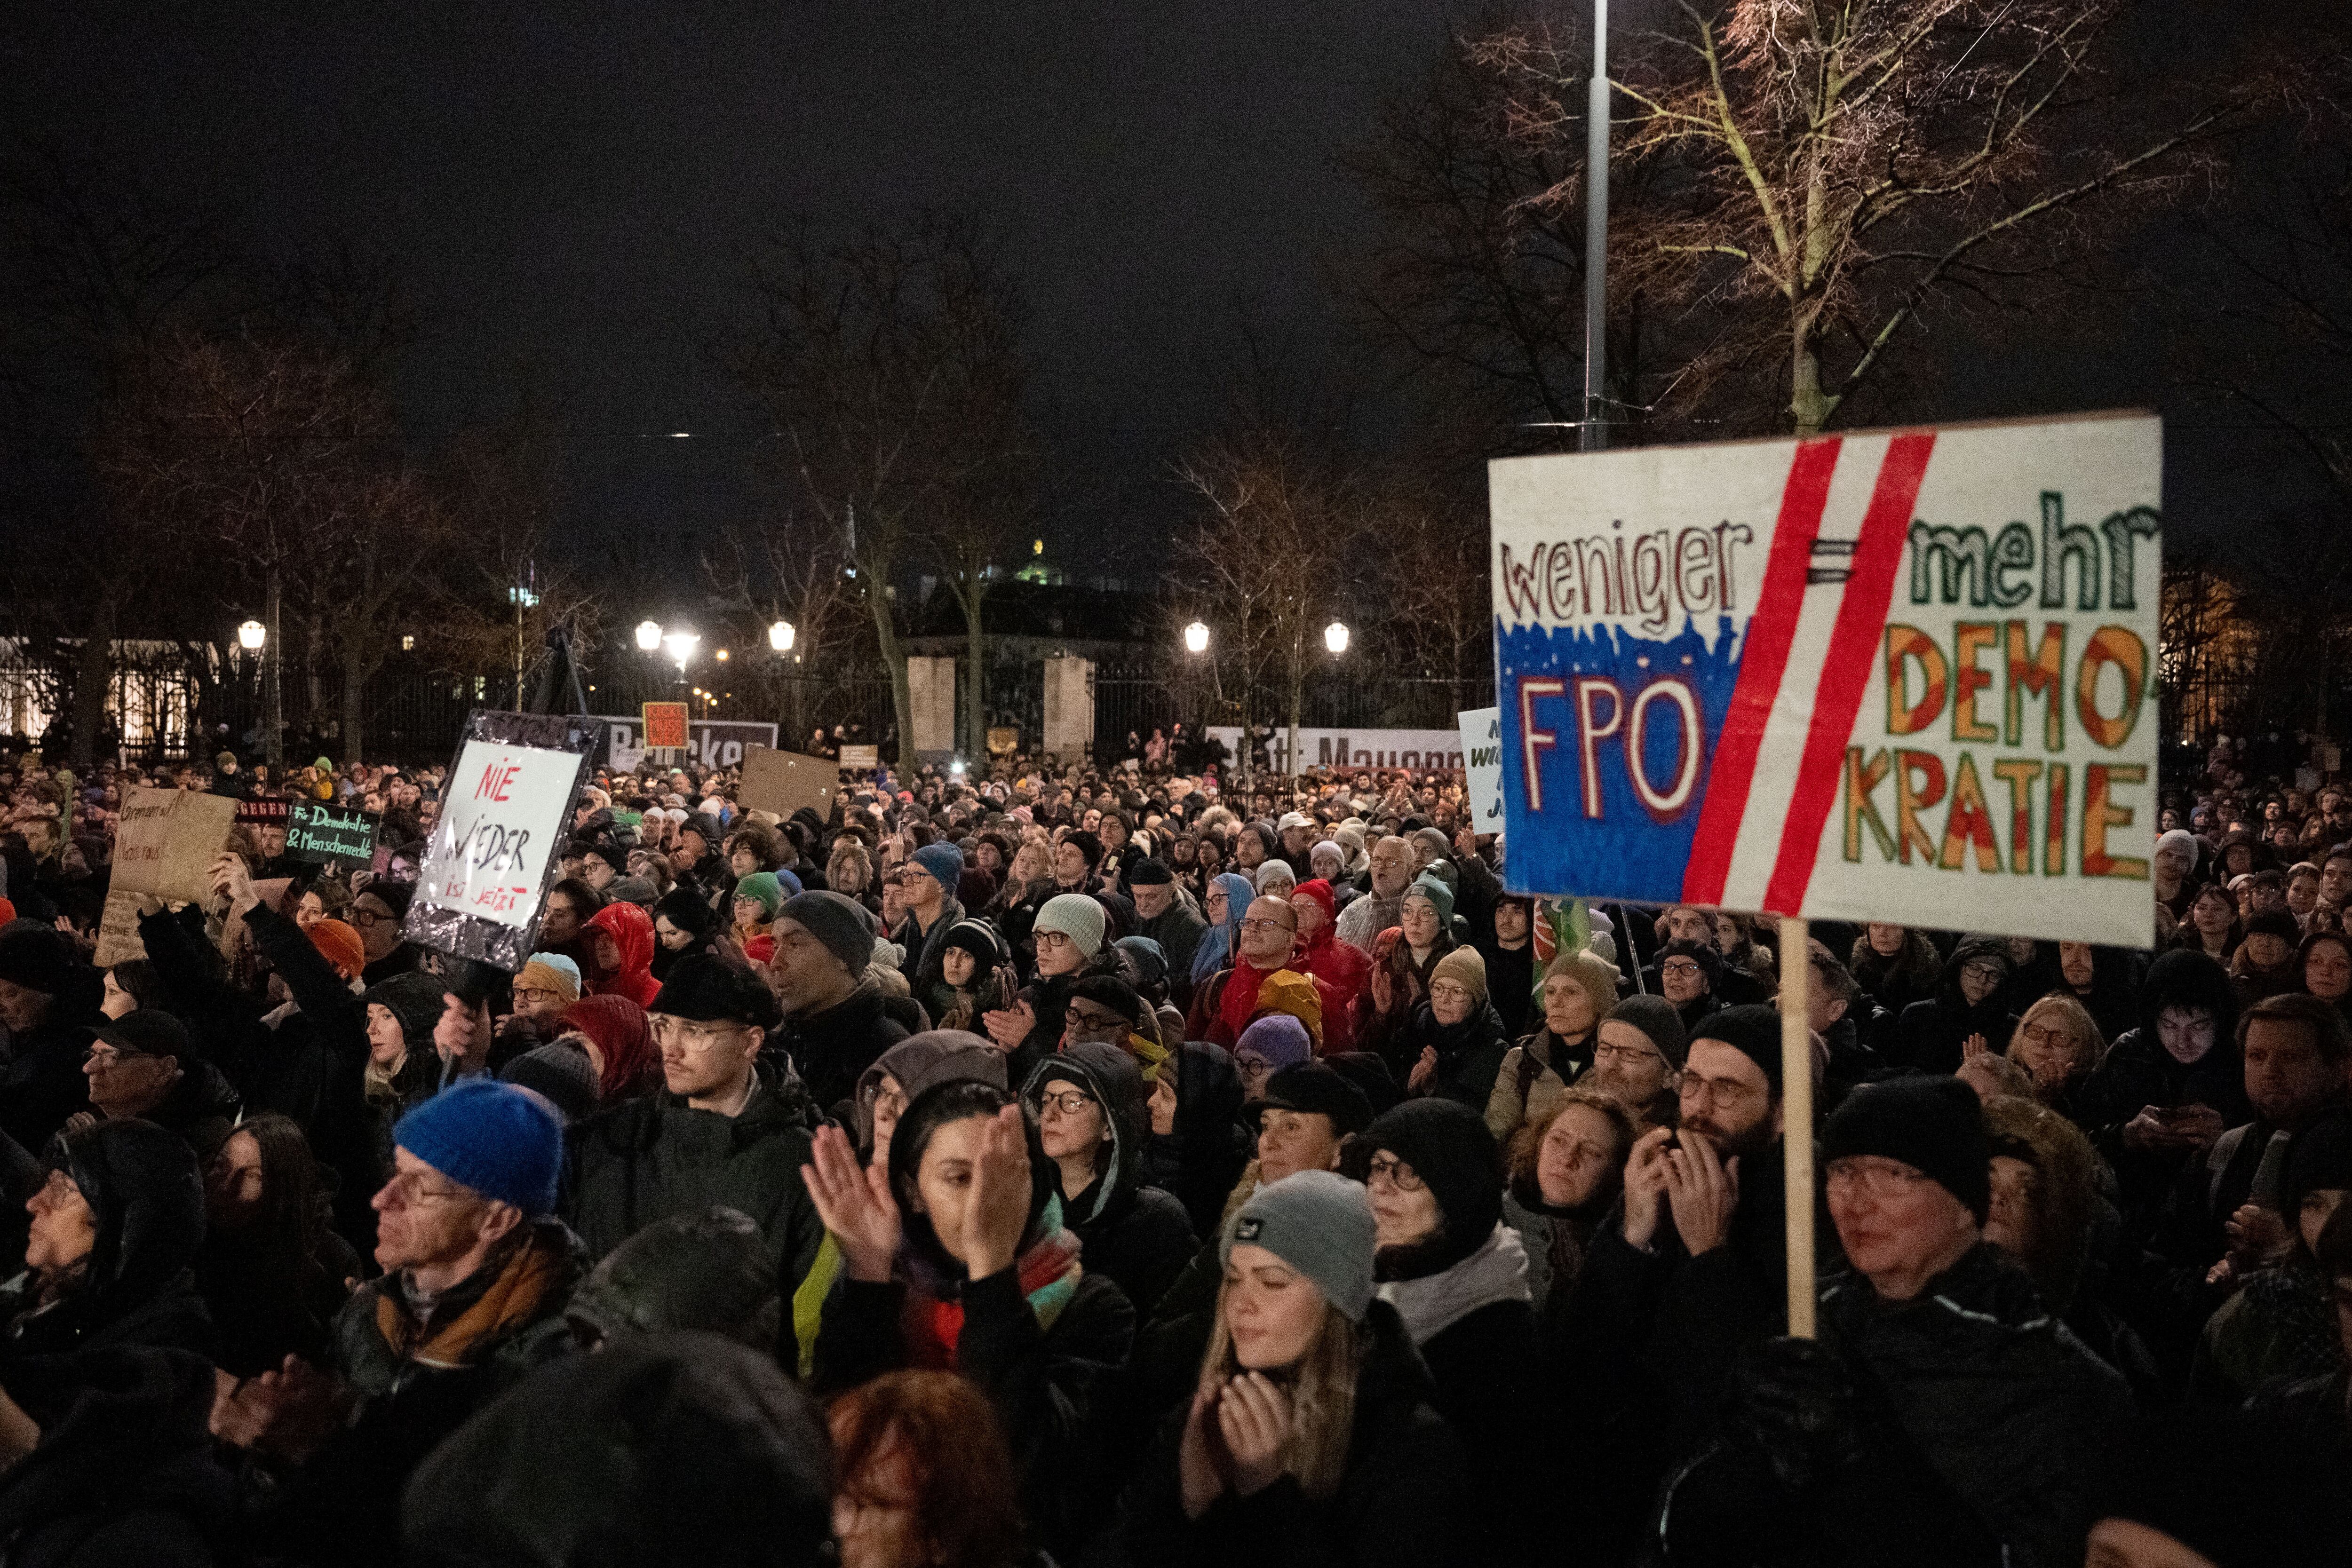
xmin=1663 ymin=1132 xmax=1740 ymax=1257
xmin=803 ymin=1123 xmax=901 ymax=1283
xmin=960 ymin=1104 xmax=1032 ymax=1280
xmin=1621 ymin=1126 xmax=1674 ymax=1251
xmin=981 ymin=997 xmax=1036 ymax=1052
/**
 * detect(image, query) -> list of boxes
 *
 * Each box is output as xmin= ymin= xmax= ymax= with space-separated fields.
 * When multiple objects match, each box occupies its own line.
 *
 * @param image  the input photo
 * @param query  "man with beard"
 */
xmin=1333 ymin=834 xmax=1414 ymax=956
xmin=1589 ymin=996 xmax=1689 ymax=1133
xmin=1552 ymin=1005 xmax=1837 ymax=1563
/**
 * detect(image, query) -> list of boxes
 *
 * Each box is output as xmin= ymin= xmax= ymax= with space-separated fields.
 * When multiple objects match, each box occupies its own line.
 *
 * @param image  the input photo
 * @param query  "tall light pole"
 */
xmin=1582 ymin=0 xmax=1612 ymax=453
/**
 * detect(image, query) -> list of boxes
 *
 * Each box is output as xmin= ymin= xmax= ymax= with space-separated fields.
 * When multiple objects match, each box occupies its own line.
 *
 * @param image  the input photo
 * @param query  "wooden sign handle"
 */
xmin=1780 ymin=916 xmax=1816 ymax=1339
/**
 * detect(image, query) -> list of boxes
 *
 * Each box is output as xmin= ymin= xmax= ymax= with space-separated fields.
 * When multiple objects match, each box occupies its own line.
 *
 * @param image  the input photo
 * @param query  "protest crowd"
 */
xmin=0 ymin=729 xmax=2345 ymax=1568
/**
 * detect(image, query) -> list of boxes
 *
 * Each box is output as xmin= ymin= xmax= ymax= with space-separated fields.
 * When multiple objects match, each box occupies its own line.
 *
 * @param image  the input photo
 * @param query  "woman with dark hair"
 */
xmin=2077 ymin=948 xmax=2250 ymax=1226
xmin=2055 ymin=940 xmax=2142 ymax=1045
xmin=98 ymin=958 xmax=167 ymax=1020
xmin=648 ymin=888 xmax=722 ymax=982
xmin=1847 ymin=923 xmax=1944 ymax=1019
xmin=194 ymin=1113 xmax=361 ymax=1376
xmin=803 ymin=1079 xmax=1136 ymax=1557
xmin=2301 ymin=927 xmax=2352 ymax=1025
xmin=2169 ymin=882 xmax=2243 ymax=964
xmin=0 ymin=1120 xmax=227 ymax=1564
xmin=829 ymin=1369 xmax=1026 ymax=1568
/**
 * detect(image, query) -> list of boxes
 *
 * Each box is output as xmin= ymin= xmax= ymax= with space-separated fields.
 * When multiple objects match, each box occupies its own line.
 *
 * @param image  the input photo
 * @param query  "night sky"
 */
xmin=7 ymin=1 xmax=1469 ymax=584
xmin=7 ymin=2 xmax=2340 ymax=592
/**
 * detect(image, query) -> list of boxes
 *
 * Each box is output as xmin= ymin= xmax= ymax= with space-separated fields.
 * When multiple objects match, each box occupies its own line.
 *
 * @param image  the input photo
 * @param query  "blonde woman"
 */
xmin=1126 ymin=1171 xmax=1465 ymax=1568
xmin=2004 ymin=993 xmax=2106 ymax=1117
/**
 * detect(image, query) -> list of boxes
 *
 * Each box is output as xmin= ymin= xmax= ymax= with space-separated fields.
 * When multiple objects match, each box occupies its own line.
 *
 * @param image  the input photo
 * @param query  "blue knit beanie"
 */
xmin=394 ymin=1079 xmax=563 ymax=1216
xmin=911 ymin=842 xmax=964 ymax=898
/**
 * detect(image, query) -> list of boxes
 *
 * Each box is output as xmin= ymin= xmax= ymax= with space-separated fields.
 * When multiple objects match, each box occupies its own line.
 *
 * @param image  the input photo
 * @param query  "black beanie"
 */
xmin=1353 ymin=1098 xmax=1502 ymax=1271
xmin=1127 ymin=858 xmax=1174 ymax=887
xmin=1692 ymin=1004 xmax=1785 ymax=1094
xmin=1823 ymin=1075 xmax=1992 ymax=1222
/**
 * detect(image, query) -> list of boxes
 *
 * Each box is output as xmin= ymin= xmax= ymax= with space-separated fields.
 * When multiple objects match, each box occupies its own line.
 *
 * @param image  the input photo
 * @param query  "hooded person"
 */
xmin=585 ymin=901 xmax=662 ymax=1012
xmin=1345 ymin=1100 xmax=1542 ymax=1566
xmin=564 ymin=956 xmax=826 ymax=1333
xmin=402 ymin=1331 xmax=833 ymax=1568
xmin=0 ymin=1120 xmax=227 ymax=1566
xmin=2077 ymin=946 xmax=2251 ymax=1225
xmin=556 ymin=993 xmax=659 ymax=1105
xmin=1023 ymin=1043 xmax=1199 ymax=1317
xmin=1187 ymin=872 xmax=1255 ymax=991
xmin=648 ymin=887 xmax=722 ymax=982
xmin=1885 ymin=933 xmax=2019 ymax=1076
xmin=0 ymin=926 xmax=107 ymax=1155
xmin=1141 ymin=1041 xmax=1251 ymax=1242
xmin=923 ymin=918 xmax=1015 ymax=1034
xmin=1123 ymin=1171 xmax=1470 ymax=1568
xmin=802 ymin=1079 xmax=1137 ymax=1558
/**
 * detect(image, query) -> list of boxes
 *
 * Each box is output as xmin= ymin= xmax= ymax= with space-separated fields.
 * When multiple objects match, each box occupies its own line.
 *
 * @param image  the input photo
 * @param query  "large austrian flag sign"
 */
xmin=1491 ymin=412 xmax=2160 ymax=948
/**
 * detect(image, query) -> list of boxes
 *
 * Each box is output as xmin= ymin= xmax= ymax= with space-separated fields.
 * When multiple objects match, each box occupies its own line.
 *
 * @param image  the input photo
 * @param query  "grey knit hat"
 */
xmin=1221 ymin=1170 xmax=1376 ymax=1321
xmin=774 ymin=891 xmax=876 ymax=976
xmin=1033 ymin=893 xmax=1107 ymax=958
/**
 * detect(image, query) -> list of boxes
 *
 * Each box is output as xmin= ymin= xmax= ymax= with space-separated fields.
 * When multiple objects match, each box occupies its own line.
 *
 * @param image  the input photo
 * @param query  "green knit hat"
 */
xmin=732 ymin=872 xmax=784 ymax=921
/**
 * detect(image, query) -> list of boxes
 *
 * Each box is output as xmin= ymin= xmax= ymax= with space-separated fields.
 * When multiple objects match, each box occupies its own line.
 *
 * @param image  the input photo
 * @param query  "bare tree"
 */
xmin=727 ymin=213 xmax=1032 ymax=769
xmin=1369 ymin=473 xmax=1493 ymax=706
xmin=701 ymin=508 xmax=863 ymax=747
xmin=1175 ymin=429 xmax=1366 ymax=784
xmin=1377 ymin=2 xmax=2279 ymax=438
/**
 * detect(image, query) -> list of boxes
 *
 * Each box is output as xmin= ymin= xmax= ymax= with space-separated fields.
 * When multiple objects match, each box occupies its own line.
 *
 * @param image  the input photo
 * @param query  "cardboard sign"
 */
xmin=285 ymin=802 xmax=380 ymax=869
xmin=97 ymin=785 xmax=238 ymax=964
xmin=642 ymin=702 xmax=689 ymax=751
xmin=738 ymin=746 xmax=837 ymax=822
xmin=1491 ymin=411 xmax=2161 ymax=948
xmin=1459 ymin=708 xmax=1504 ymax=834
xmin=839 ymin=744 xmax=880 ymax=770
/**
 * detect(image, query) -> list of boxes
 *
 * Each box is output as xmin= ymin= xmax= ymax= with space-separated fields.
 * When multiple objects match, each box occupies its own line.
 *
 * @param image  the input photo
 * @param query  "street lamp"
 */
xmin=635 ymin=620 xmax=662 ymax=651
xmin=1324 ymin=620 xmax=1350 ymax=656
xmin=238 ymin=620 xmax=266 ymax=652
xmin=1183 ymin=621 xmax=1210 ymax=655
xmin=661 ymin=630 xmax=699 ymax=672
xmin=769 ymin=619 xmax=795 ymax=653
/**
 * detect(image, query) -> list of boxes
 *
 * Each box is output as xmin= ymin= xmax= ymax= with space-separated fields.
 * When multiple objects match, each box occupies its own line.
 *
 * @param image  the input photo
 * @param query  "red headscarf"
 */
xmin=587 ymin=902 xmax=661 ymax=1010
xmin=561 ymin=992 xmax=658 ymax=1101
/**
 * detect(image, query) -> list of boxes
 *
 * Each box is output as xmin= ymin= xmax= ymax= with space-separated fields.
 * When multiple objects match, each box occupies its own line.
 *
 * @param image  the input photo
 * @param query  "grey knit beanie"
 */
xmin=1033 ymin=893 xmax=1107 ymax=958
xmin=1221 ymin=1170 xmax=1376 ymax=1321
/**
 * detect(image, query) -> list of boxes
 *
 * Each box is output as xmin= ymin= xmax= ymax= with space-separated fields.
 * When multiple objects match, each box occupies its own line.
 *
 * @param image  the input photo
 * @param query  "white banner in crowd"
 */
xmin=1458 ymin=708 xmax=1504 ymax=833
xmin=1490 ymin=411 xmax=2161 ymax=948
xmin=1206 ymin=727 xmax=1466 ymax=774
xmin=591 ymin=716 xmax=778 ymax=772
xmin=419 ymin=738 xmax=585 ymax=928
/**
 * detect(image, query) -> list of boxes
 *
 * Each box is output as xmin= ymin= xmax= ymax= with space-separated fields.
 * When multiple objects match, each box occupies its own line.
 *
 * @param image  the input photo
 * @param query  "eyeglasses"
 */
xmin=1240 ymin=917 xmax=1295 ymax=935
xmin=1035 ymin=930 xmax=1074 ymax=951
xmin=1594 ymin=1041 xmax=1661 ymax=1066
xmin=350 ymin=909 xmax=388 ymax=927
xmin=1679 ymin=1071 xmax=1761 ymax=1109
xmin=378 ymin=1171 xmax=474 ymax=1208
xmin=1824 ymin=1158 xmax=1935 ymax=1201
xmin=660 ymin=1019 xmax=749 ymax=1053
xmin=82 ymin=1045 xmax=148 ymax=1068
xmin=1037 ymin=1089 xmax=1097 ymax=1116
xmin=1364 ymin=1153 xmax=1426 ymax=1192
xmin=1428 ymin=980 xmax=1472 ymax=1003
xmin=2016 ymin=1023 xmax=2072 ymax=1048
xmin=1065 ymin=1006 xmax=1128 ymax=1033
xmin=513 ymin=986 xmax=562 ymax=1006
xmin=1659 ymin=959 xmax=1703 ymax=978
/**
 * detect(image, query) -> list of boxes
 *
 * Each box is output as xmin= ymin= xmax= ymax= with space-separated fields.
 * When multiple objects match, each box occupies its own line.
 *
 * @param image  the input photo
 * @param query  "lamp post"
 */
xmin=1324 ymin=621 xmax=1350 ymax=656
xmin=1182 ymin=619 xmax=1249 ymax=795
xmin=1582 ymin=0 xmax=1612 ymax=453
xmin=235 ymin=620 xmax=269 ymax=763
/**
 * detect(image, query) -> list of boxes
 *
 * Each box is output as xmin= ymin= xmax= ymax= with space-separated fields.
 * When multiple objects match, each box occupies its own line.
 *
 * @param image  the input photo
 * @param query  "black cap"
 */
xmin=1128 ymin=858 xmax=1174 ymax=887
xmin=1068 ymin=974 xmax=1147 ymax=1027
xmin=1822 ymin=1075 xmax=1992 ymax=1222
xmin=1691 ymin=1004 xmax=1785 ymax=1095
xmin=1065 ymin=830 xmax=1103 ymax=868
xmin=1246 ymin=1061 xmax=1373 ymax=1136
xmin=648 ymin=955 xmax=782 ymax=1031
xmin=93 ymin=1010 xmax=191 ymax=1060
xmin=2246 ymin=907 xmax=2301 ymax=943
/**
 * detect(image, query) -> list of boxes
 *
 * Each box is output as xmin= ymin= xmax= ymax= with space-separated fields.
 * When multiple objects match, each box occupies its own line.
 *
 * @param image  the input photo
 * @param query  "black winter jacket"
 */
xmin=769 ymin=983 xmax=908 ymax=1114
xmin=1125 ymin=1300 xmax=1468 ymax=1568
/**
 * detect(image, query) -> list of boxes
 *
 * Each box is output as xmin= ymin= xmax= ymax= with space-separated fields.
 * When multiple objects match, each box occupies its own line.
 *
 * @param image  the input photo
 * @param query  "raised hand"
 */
xmin=208 ymin=851 xmax=259 ymax=914
xmin=981 ymin=997 xmax=1035 ymax=1052
xmin=433 ymin=992 xmax=491 ymax=1070
xmin=1177 ymin=1387 xmax=1225 ymax=1519
xmin=803 ymin=1122 xmax=901 ymax=1283
xmin=1407 ymin=1045 xmax=1439 ymax=1094
xmin=1664 ymin=1133 xmax=1741 ymax=1257
xmin=1621 ymin=1125 xmax=1674 ymax=1251
xmin=961 ymin=1104 xmax=1033 ymax=1280
xmin=1959 ymin=1032 xmax=1988 ymax=1060
xmin=1215 ymin=1372 xmax=1295 ymax=1497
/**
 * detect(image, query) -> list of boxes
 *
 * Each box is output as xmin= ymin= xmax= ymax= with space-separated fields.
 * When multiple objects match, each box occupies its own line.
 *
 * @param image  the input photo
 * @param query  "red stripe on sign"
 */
xmin=1761 ymin=432 xmax=1938 ymax=916
xmin=1680 ymin=438 xmax=1843 ymax=905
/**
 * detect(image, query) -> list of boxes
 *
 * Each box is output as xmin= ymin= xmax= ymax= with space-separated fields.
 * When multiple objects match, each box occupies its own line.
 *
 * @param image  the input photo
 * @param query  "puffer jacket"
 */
xmin=1021 ymin=1044 xmax=1198 ymax=1318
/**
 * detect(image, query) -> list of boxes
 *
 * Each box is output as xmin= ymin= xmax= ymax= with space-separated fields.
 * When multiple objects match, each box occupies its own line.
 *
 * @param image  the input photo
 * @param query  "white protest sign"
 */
xmin=1491 ymin=411 xmax=2161 ymax=948
xmin=97 ymin=785 xmax=238 ymax=965
xmin=1458 ymin=708 xmax=1504 ymax=834
xmin=417 ymin=738 xmax=583 ymax=928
